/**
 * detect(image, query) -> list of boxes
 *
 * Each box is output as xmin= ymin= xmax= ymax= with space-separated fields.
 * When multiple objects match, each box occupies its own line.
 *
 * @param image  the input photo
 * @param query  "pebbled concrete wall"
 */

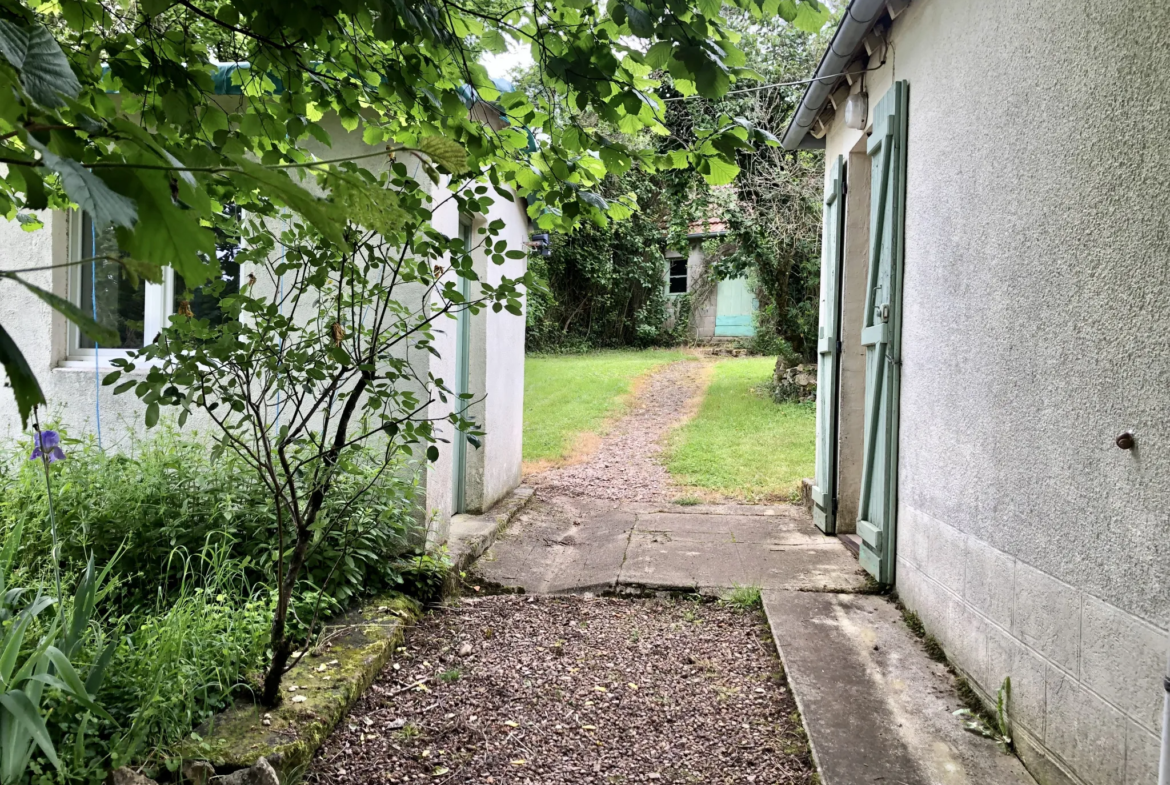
xmin=820 ymin=1 xmax=1170 ymax=784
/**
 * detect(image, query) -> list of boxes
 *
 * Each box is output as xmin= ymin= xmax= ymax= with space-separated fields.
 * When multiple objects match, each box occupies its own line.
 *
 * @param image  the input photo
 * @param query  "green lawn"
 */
xmin=665 ymin=356 xmax=815 ymax=501
xmin=523 ymin=349 xmax=687 ymax=463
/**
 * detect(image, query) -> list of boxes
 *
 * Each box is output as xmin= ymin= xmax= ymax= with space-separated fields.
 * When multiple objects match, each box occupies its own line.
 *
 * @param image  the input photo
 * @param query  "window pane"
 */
xmin=79 ymin=212 xmax=144 ymax=349
xmin=668 ymin=257 xmax=687 ymax=294
xmin=173 ymin=209 xmax=241 ymax=326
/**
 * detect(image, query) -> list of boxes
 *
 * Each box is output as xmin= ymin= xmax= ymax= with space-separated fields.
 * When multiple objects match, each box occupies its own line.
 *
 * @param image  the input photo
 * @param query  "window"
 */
xmin=66 ymin=210 xmax=241 ymax=364
xmin=668 ymin=256 xmax=688 ymax=294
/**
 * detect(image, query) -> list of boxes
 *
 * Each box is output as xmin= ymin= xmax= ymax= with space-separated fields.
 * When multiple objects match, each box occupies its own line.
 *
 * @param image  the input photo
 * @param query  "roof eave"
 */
xmin=780 ymin=0 xmax=890 ymax=151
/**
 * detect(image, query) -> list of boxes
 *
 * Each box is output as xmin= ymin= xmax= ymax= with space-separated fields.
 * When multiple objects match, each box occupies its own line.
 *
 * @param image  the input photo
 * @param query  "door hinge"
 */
xmin=832 ymin=496 xmax=839 ymax=515
xmin=836 ymin=339 xmax=842 ymax=357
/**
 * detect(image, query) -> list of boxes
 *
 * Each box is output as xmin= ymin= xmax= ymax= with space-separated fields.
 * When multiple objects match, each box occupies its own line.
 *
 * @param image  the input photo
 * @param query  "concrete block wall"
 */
xmin=897 ymin=505 xmax=1166 ymax=785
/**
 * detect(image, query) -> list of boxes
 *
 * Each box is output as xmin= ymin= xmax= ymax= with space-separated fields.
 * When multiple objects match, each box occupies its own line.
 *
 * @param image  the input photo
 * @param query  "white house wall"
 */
xmin=0 ymin=113 xmax=528 ymax=546
xmin=466 ymin=192 xmax=528 ymax=514
xmin=821 ymin=1 xmax=1170 ymax=784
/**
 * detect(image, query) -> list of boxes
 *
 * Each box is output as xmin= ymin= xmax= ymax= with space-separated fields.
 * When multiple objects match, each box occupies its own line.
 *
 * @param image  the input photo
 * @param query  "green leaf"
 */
xmin=0 ymin=20 xmax=80 ymax=107
xmin=579 ymin=191 xmax=609 ymax=212
xmin=0 ymin=691 xmax=61 ymax=771
xmin=100 ymin=167 xmax=214 ymax=284
xmin=599 ymin=147 xmax=631 ymax=176
xmin=8 ymin=276 xmax=119 ymax=346
xmin=145 ymin=401 xmax=159 ymax=428
xmin=426 ymin=445 xmax=439 ymax=461
xmin=229 ymin=157 xmax=347 ymax=248
xmin=622 ymin=2 xmax=654 ymax=37
xmin=480 ymin=30 xmax=508 ymax=54
xmin=695 ymin=63 xmax=731 ymax=98
xmin=696 ymin=0 xmax=722 ymax=17
xmin=13 ymin=166 xmax=46 ymax=210
xmin=790 ymin=0 xmax=830 ymax=32
xmin=0 ymin=323 xmax=45 ymax=429
xmin=413 ymin=136 xmax=468 ymax=174
xmin=44 ymin=648 xmax=115 ymax=721
xmin=644 ymin=41 xmax=673 ymax=69
xmin=326 ymin=171 xmax=409 ymax=237
xmin=702 ymin=156 xmax=740 ymax=186
xmin=28 ymin=141 xmax=137 ymax=232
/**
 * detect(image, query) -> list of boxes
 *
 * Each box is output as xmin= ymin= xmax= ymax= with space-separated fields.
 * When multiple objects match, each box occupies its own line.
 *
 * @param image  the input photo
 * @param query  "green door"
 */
xmin=714 ymin=277 xmax=756 ymax=337
xmin=453 ymin=218 xmax=472 ymax=514
xmin=857 ymin=81 xmax=908 ymax=585
xmin=812 ymin=155 xmax=846 ymax=534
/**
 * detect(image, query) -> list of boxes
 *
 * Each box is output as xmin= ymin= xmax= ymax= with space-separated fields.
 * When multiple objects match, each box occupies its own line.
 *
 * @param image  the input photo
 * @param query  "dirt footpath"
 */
xmin=308 ymin=595 xmax=814 ymax=785
xmin=525 ymin=358 xmax=710 ymax=502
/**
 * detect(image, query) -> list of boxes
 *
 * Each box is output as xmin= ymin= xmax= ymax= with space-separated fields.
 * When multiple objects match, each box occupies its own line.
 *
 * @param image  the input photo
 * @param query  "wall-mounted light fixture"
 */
xmin=844 ymin=91 xmax=868 ymax=130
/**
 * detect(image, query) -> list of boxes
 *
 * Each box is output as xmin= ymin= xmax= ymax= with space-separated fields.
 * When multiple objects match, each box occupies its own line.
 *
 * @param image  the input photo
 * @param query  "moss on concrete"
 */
xmin=173 ymin=594 xmax=420 ymax=777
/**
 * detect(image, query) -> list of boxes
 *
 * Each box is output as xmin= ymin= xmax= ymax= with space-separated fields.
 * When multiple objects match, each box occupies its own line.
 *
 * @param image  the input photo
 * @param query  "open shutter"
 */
xmin=812 ymin=155 xmax=846 ymax=534
xmin=857 ymin=81 xmax=908 ymax=584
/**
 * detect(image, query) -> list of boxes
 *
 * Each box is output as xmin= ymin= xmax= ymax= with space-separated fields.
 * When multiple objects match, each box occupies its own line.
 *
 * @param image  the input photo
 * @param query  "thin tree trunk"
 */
xmin=260 ymin=371 xmax=370 ymax=707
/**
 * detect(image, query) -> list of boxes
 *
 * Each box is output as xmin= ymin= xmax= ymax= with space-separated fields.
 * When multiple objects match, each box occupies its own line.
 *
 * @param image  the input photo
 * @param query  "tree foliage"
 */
xmin=0 ymin=0 xmax=831 ymax=711
xmin=526 ymin=169 xmax=687 ymax=351
xmin=666 ymin=10 xmax=827 ymax=357
xmin=0 ymin=0 xmax=829 ymax=420
xmin=522 ymin=11 xmax=827 ymax=355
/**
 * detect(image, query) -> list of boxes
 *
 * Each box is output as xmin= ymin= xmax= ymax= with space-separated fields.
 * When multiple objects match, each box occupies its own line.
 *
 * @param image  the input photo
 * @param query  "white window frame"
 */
xmin=63 ymin=210 xmax=176 ymax=368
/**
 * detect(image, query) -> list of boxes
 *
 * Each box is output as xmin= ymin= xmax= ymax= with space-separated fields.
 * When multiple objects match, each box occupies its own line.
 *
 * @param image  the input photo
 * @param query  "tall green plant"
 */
xmin=0 ymin=522 xmax=115 ymax=785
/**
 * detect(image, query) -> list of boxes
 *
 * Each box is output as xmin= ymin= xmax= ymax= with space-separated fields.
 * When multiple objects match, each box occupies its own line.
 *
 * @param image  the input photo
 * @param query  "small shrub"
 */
xmin=438 ymin=668 xmax=462 ymax=684
xmin=0 ymin=429 xmax=424 ymax=614
xmin=395 ymin=551 xmax=451 ymax=605
xmin=922 ymin=634 xmax=947 ymax=663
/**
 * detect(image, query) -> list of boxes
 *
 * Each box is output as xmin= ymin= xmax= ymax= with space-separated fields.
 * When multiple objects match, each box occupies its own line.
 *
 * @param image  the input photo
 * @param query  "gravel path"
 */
xmin=309 ymin=595 xmax=813 ymax=785
xmin=526 ymin=359 xmax=710 ymax=502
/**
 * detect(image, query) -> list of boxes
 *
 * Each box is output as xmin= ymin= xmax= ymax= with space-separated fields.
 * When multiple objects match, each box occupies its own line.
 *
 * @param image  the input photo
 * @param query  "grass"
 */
xmin=721 ymin=584 xmax=763 ymax=611
xmin=665 ymin=357 xmax=814 ymax=500
xmin=523 ymin=349 xmax=687 ymax=463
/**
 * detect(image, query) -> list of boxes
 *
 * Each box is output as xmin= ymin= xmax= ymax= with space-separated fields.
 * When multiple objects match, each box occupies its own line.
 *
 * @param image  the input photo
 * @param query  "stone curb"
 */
xmin=171 ymin=486 xmax=535 ymax=782
xmin=447 ymin=485 xmax=535 ymax=575
xmin=172 ymin=595 xmax=419 ymax=780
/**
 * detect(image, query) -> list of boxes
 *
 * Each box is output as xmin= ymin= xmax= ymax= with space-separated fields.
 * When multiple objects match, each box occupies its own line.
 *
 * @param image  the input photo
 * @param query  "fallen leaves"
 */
xmin=307 ymin=596 xmax=812 ymax=784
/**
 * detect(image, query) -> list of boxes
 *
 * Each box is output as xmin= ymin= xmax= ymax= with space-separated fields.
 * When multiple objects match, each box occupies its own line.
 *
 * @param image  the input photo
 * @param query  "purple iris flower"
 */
xmin=30 ymin=430 xmax=66 ymax=463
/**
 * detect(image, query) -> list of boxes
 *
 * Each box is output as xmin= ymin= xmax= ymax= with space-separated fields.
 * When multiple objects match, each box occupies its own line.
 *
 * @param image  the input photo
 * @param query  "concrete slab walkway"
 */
xmin=764 ymin=590 xmax=1035 ymax=785
xmin=471 ymin=493 xmax=867 ymax=594
xmin=468 ymin=492 xmax=1036 ymax=785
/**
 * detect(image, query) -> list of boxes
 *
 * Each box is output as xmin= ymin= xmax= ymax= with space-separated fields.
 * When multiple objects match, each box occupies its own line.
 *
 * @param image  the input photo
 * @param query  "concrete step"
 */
xmin=763 ymin=590 xmax=1036 ymax=785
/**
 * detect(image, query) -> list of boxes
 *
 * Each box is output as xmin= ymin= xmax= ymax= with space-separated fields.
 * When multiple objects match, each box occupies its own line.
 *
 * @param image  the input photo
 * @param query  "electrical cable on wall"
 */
xmin=91 ymin=221 xmax=103 ymax=451
xmin=662 ymin=60 xmax=887 ymax=102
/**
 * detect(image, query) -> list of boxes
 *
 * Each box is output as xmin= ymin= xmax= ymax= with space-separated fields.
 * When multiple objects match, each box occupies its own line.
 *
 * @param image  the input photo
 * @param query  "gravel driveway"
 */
xmin=309 ymin=595 xmax=813 ymax=784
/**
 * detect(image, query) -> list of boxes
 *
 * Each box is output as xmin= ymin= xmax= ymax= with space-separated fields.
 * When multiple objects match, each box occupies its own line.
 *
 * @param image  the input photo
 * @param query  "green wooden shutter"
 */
xmin=812 ymin=155 xmax=846 ymax=534
xmin=857 ymin=80 xmax=908 ymax=584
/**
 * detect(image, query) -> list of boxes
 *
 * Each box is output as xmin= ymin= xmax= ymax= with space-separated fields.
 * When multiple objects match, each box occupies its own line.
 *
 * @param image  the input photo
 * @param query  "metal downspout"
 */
xmin=780 ymin=0 xmax=889 ymax=151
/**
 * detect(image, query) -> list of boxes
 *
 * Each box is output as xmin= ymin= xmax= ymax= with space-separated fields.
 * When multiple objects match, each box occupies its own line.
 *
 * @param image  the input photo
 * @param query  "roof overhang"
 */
xmin=780 ymin=0 xmax=904 ymax=150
